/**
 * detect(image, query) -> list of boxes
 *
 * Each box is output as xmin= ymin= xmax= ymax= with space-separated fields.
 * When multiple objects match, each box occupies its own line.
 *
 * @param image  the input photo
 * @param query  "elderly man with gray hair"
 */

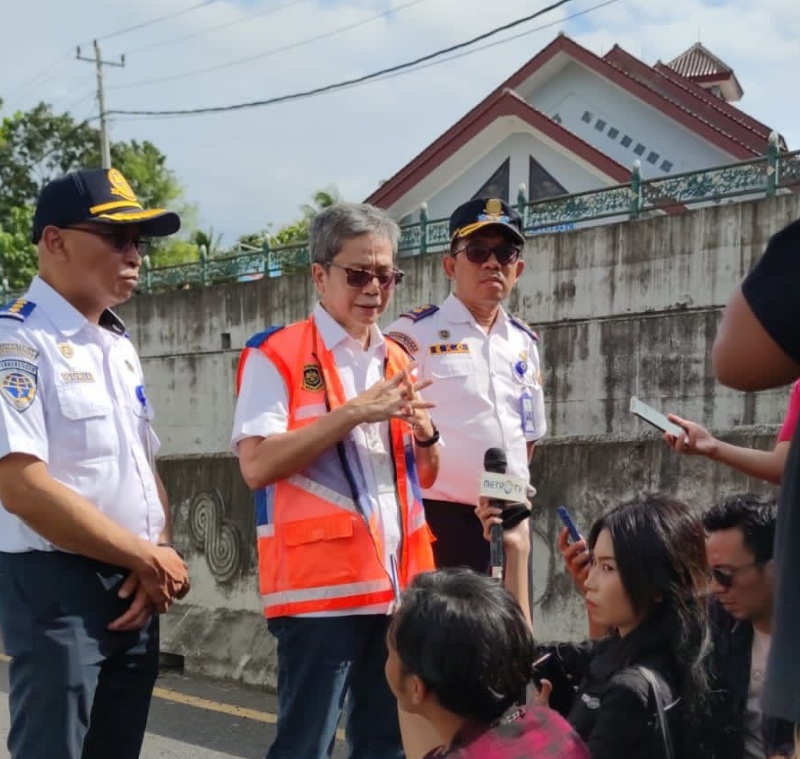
xmin=231 ymin=202 xmax=440 ymax=759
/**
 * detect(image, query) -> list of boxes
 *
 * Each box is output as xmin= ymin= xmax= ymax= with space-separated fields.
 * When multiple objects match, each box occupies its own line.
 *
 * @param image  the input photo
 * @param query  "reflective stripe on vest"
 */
xmin=236 ymin=316 xmax=434 ymax=619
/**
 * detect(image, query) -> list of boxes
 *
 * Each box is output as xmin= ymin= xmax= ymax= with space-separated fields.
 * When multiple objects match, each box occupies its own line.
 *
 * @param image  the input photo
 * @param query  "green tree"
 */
xmin=0 ymin=100 xmax=189 ymax=287
xmin=0 ymin=205 xmax=38 ymax=291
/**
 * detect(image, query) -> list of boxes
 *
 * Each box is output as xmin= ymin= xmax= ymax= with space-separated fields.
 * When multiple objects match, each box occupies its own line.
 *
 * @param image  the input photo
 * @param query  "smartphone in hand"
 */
xmin=557 ymin=506 xmax=581 ymax=544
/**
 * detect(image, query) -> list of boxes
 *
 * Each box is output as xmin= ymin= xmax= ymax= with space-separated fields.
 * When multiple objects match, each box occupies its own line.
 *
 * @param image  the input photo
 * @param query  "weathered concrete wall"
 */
xmin=158 ymin=428 xmax=779 ymax=688
xmin=113 ymin=193 xmax=800 ymax=688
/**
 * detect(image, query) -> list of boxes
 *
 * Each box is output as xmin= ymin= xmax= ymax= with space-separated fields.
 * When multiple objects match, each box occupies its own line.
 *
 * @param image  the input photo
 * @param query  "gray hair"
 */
xmin=308 ymin=203 xmax=400 ymax=265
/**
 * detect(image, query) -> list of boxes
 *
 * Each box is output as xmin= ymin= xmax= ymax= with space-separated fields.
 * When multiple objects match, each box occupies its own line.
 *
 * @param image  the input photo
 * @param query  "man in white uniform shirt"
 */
xmin=386 ymin=197 xmax=545 ymax=571
xmin=0 ymin=169 xmax=189 ymax=759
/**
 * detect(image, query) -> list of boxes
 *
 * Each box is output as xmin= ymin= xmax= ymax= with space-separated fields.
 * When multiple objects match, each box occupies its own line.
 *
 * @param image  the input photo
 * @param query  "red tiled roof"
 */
xmin=364 ymin=90 xmax=630 ymax=209
xmin=604 ymin=45 xmax=773 ymax=154
xmin=366 ymin=34 xmax=762 ymax=208
xmin=666 ymin=43 xmax=732 ymax=79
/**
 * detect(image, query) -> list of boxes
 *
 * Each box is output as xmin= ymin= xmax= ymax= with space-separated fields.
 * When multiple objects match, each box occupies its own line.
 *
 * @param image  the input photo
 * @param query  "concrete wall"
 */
xmin=116 ymin=192 xmax=800 ymax=687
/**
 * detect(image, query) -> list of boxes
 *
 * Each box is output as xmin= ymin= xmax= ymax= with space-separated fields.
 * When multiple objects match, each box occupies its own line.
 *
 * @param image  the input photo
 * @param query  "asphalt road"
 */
xmin=0 ymin=656 xmax=347 ymax=759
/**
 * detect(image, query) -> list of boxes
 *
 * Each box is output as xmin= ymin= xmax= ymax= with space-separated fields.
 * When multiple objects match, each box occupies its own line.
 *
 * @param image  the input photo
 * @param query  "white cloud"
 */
xmin=0 ymin=0 xmax=796 ymax=242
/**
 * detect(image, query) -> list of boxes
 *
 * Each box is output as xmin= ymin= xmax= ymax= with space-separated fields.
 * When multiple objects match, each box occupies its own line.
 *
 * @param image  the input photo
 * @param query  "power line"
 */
xmin=86 ymin=0 xmax=225 ymax=44
xmin=122 ymin=0 xmax=311 ymax=56
xmin=3 ymin=52 xmax=73 ymax=101
xmin=112 ymin=0 xmax=618 ymax=124
xmin=109 ymin=0 xmax=576 ymax=118
xmin=110 ymin=0 xmax=431 ymax=92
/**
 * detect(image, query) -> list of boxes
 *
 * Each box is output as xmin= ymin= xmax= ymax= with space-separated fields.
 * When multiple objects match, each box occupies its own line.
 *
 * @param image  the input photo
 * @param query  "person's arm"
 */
xmin=714 ymin=222 xmax=800 ymax=391
xmin=156 ymin=469 xmax=172 ymax=542
xmin=0 ymin=454 xmax=186 ymax=606
xmin=581 ymin=682 xmax=655 ymax=759
xmin=239 ymin=370 xmax=435 ymax=489
xmin=663 ymin=414 xmax=789 ymax=485
xmin=713 ymin=289 xmax=800 ymax=391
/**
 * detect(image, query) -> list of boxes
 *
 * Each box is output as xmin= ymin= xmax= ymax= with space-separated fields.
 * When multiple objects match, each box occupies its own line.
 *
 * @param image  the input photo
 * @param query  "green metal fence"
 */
xmin=139 ymin=139 xmax=800 ymax=293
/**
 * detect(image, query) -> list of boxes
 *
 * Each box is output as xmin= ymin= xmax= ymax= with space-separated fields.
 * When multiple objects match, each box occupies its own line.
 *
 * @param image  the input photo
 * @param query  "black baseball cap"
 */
xmin=32 ymin=168 xmax=181 ymax=243
xmin=449 ymin=197 xmax=525 ymax=245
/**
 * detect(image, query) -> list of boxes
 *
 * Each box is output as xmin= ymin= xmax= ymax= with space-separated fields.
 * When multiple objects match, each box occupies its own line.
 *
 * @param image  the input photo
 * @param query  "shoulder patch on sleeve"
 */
xmin=386 ymin=331 xmax=419 ymax=355
xmin=0 ymin=299 xmax=36 ymax=323
xmin=245 ymin=326 xmax=284 ymax=349
xmin=509 ymin=315 xmax=538 ymax=342
xmin=399 ymin=304 xmax=439 ymax=322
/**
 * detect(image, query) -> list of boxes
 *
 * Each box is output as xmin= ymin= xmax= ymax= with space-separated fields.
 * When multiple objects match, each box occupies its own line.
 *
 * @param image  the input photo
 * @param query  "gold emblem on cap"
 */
xmin=58 ymin=343 xmax=74 ymax=359
xmin=439 ymin=329 xmax=450 ymax=340
xmin=107 ymin=169 xmax=138 ymax=204
xmin=485 ymin=198 xmax=503 ymax=215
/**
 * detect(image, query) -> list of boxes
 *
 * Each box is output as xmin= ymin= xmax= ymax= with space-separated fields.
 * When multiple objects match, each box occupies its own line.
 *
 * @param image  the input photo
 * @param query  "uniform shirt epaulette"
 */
xmin=0 ymin=299 xmax=36 ymax=323
xmin=509 ymin=315 xmax=538 ymax=342
xmin=399 ymin=304 xmax=439 ymax=322
xmin=246 ymin=326 xmax=284 ymax=349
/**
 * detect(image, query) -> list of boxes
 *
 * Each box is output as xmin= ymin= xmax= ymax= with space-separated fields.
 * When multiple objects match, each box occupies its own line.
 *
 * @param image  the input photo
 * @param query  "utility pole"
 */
xmin=76 ymin=41 xmax=125 ymax=169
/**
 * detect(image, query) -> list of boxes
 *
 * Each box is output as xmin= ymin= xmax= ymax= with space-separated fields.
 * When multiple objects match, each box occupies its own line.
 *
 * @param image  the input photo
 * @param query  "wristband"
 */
xmin=414 ymin=421 xmax=440 ymax=448
xmin=158 ymin=541 xmax=185 ymax=560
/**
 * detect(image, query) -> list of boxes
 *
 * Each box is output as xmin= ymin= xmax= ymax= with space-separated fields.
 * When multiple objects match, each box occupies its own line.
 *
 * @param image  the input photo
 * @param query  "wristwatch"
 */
xmin=414 ymin=421 xmax=440 ymax=448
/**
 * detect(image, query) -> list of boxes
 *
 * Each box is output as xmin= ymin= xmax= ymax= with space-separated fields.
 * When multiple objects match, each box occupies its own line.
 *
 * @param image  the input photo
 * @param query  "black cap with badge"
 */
xmin=32 ymin=168 xmax=181 ymax=243
xmin=449 ymin=197 xmax=525 ymax=245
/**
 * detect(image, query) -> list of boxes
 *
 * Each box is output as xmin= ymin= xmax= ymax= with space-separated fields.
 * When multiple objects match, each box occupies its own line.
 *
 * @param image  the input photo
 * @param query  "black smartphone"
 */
xmin=531 ymin=652 xmax=576 ymax=718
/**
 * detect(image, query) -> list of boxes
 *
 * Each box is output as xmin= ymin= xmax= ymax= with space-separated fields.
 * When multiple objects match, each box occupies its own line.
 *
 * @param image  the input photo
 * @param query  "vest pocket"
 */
xmin=282 ymin=513 xmax=354 ymax=546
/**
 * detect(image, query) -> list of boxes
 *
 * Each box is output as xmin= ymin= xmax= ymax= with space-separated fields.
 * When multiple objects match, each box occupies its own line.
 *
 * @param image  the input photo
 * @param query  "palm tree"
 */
xmin=300 ymin=186 xmax=341 ymax=222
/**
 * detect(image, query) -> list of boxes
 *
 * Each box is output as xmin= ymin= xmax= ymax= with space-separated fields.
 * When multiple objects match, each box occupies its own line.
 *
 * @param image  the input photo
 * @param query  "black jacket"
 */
xmin=708 ymin=598 xmax=794 ymax=758
xmin=538 ymin=619 xmax=682 ymax=759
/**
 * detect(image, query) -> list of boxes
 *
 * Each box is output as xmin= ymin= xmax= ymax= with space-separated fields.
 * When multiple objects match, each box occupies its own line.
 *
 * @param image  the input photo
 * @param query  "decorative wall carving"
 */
xmin=188 ymin=489 xmax=244 ymax=583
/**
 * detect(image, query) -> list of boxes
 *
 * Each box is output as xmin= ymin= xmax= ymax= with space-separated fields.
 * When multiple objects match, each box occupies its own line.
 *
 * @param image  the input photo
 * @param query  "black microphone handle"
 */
xmin=489 ymin=499 xmax=505 ymax=580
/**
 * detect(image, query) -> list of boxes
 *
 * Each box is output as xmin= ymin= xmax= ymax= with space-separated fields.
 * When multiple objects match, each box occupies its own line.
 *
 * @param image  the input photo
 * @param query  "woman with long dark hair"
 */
xmin=476 ymin=494 xmax=714 ymax=759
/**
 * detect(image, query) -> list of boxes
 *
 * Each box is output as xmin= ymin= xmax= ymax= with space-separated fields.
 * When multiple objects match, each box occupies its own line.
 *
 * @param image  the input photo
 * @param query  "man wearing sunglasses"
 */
xmin=0 ymin=169 xmax=190 ymax=759
xmin=232 ymin=202 xmax=439 ymax=759
xmin=704 ymin=495 xmax=793 ymax=759
xmin=386 ymin=197 xmax=545 ymax=572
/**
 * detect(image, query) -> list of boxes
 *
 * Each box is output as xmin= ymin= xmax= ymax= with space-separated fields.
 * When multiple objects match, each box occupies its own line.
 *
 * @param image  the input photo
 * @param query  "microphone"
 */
xmin=483 ymin=448 xmax=508 ymax=580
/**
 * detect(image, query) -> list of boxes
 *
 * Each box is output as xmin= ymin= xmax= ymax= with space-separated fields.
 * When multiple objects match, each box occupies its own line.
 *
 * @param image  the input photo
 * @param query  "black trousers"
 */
xmin=423 ymin=498 xmax=490 ymax=573
xmin=0 ymin=550 xmax=159 ymax=759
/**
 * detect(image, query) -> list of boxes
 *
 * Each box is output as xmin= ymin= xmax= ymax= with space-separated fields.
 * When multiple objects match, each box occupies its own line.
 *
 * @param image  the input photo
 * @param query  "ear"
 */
xmin=40 ymin=226 xmax=67 ymax=261
xmin=514 ymin=259 xmax=525 ymax=278
xmin=311 ymin=262 xmax=327 ymax=295
xmin=408 ymin=673 xmax=429 ymax=707
xmin=442 ymin=255 xmax=456 ymax=280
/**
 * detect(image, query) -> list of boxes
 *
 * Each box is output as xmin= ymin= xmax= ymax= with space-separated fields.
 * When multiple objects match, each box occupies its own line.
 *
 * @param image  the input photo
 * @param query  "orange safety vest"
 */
xmin=236 ymin=316 xmax=435 ymax=619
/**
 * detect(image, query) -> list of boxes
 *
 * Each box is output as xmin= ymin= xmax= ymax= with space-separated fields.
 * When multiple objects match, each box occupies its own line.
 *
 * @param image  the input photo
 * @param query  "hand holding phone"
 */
xmin=630 ymin=397 xmax=685 ymax=438
xmin=557 ymin=506 xmax=581 ymax=544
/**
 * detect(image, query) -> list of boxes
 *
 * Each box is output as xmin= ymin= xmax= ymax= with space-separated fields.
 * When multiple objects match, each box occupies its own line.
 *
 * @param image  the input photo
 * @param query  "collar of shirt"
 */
xmin=442 ymin=293 xmax=511 ymax=337
xmin=312 ymin=302 xmax=386 ymax=355
xmin=26 ymin=276 xmax=127 ymax=339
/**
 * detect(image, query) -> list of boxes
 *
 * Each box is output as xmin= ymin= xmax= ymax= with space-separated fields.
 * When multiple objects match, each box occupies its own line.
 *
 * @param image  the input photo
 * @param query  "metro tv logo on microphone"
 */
xmin=479 ymin=472 xmax=528 ymax=502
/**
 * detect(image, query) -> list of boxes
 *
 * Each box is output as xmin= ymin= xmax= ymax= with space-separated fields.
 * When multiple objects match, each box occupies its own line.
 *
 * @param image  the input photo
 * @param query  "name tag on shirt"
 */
xmin=521 ymin=391 xmax=536 ymax=435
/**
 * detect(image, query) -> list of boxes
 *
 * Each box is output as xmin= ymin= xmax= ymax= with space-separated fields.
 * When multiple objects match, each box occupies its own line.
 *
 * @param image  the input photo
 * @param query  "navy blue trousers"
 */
xmin=0 ymin=551 xmax=159 ymax=759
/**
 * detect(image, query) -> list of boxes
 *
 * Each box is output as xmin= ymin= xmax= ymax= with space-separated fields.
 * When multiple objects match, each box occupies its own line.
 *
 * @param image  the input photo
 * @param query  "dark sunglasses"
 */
xmin=709 ymin=562 xmax=762 ymax=589
xmin=453 ymin=240 xmax=522 ymax=266
xmin=68 ymin=226 xmax=147 ymax=253
xmin=326 ymin=262 xmax=404 ymax=290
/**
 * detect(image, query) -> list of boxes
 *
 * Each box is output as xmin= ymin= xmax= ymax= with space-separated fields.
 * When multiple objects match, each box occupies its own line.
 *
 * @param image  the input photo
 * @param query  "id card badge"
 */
xmin=521 ymin=390 xmax=536 ymax=436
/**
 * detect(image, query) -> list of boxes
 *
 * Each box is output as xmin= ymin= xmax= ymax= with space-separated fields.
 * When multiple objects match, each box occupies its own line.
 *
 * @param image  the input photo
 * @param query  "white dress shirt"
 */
xmin=0 ymin=276 xmax=163 ymax=552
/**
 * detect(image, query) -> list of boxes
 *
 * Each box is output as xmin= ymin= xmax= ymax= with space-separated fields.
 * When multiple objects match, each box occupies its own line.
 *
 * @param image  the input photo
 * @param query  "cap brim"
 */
xmin=93 ymin=207 xmax=181 ymax=238
xmin=452 ymin=220 xmax=525 ymax=245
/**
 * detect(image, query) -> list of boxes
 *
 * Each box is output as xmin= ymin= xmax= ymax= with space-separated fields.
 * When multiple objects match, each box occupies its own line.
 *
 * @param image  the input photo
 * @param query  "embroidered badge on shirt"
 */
xmin=0 ymin=358 xmax=37 ymax=412
xmin=61 ymin=372 xmax=95 ymax=384
xmin=429 ymin=343 xmax=470 ymax=355
xmin=399 ymin=304 xmax=439 ymax=322
xmin=0 ymin=342 xmax=38 ymax=361
xmin=386 ymin=331 xmax=419 ymax=355
xmin=302 ymin=364 xmax=324 ymax=392
xmin=58 ymin=343 xmax=74 ymax=359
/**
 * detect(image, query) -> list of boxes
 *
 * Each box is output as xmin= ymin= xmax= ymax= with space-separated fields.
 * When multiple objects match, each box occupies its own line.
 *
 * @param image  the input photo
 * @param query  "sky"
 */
xmin=1 ymin=0 xmax=798 ymax=243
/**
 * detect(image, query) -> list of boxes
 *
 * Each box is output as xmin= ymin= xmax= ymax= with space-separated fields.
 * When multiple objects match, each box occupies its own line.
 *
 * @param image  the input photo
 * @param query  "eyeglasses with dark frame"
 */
xmin=325 ymin=262 xmax=405 ymax=290
xmin=452 ymin=240 xmax=522 ymax=266
xmin=67 ymin=226 xmax=148 ymax=254
xmin=709 ymin=561 xmax=764 ymax=589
